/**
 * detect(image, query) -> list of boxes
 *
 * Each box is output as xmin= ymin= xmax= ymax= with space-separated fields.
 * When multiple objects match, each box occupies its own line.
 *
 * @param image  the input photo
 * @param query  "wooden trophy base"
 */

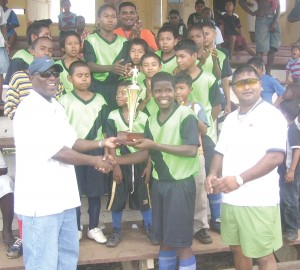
xmin=117 ymin=131 xmax=144 ymax=144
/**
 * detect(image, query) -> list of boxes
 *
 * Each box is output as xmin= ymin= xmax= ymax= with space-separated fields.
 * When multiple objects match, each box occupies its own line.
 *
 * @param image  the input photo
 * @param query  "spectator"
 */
xmin=114 ymin=2 xmax=158 ymax=51
xmin=286 ymin=45 xmax=300 ymax=84
xmin=58 ymin=0 xmax=77 ymax=34
xmin=164 ymin=9 xmax=187 ymax=41
xmin=187 ymin=0 xmax=206 ymax=28
xmin=75 ymin=15 xmax=90 ymax=59
xmin=248 ymin=56 xmax=284 ymax=107
xmin=0 ymin=151 xmax=22 ymax=259
xmin=0 ymin=0 xmax=19 ymax=48
xmin=0 ymin=4 xmax=8 ymax=105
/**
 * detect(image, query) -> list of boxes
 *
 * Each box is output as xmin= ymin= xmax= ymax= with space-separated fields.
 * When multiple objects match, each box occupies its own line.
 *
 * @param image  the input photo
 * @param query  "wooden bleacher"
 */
xmin=1 ymin=222 xmax=300 ymax=270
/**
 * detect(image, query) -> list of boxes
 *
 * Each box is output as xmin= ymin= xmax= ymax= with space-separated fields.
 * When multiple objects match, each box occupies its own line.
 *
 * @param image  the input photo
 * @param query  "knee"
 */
xmin=230 ymin=245 xmax=243 ymax=255
xmin=256 ymin=253 xmax=275 ymax=265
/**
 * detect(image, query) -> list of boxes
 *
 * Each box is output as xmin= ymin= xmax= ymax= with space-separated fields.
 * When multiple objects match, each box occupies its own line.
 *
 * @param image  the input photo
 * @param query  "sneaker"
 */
xmin=285 ymin=231 xmax=298 ymax=242
xmin=106 ymin=232 xmax=121 ymax=248
xmin=5 ymin=237 xmax=22 ymax=259
xmin=210 ymin=218 xmax=221 ymax=234
xmin=78 ymin=230 xmax=82 ymax=241
xmin=145 ymin=228 xmax=159 ymax=245
xmin=87 ymin=227 xmax=107 ymax=244
xmin=194 ymin=228 xmax=213 ymax=244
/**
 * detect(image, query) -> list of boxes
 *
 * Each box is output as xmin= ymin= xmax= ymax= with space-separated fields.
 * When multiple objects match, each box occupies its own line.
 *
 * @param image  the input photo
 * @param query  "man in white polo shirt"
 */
xmin=13 ymin=56 xmax=117 ymax=270
xmin=206 ymin=64 xmax=287 ymax=270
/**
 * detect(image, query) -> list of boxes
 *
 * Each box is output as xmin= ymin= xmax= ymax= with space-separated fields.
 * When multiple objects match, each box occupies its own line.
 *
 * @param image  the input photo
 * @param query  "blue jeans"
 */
xmin=21 ymin=208 xmax=79 ymax=270
xmin=279 ymin=174 xmax=300 ymax=233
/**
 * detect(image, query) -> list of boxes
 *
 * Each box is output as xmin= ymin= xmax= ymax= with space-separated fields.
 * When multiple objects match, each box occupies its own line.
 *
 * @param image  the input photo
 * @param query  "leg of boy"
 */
xmin=208 ymin=193 xmax=222 ymax=233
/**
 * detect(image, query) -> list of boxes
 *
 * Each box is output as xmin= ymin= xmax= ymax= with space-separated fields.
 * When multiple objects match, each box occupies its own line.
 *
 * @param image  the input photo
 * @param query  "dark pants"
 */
xmin=279 ymin=174 xmax=300 ymax=233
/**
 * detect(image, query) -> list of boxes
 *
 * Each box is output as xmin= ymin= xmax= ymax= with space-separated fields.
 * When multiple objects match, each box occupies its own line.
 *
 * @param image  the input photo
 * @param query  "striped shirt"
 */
xmin=286 ymin=58 xmax=300 ymax=81
xmin=4 ymin=71 xmax=64 ymax=120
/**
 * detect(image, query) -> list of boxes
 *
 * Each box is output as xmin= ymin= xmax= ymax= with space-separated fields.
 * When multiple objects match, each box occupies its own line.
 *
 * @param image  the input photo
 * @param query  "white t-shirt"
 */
xmin=215 ymin=26 xmax=224 ymax=45
xmin=13 ymin=90 xmax=80 ymax=216
xmin=215 ymin=100 xmax=287 ymax=206
xmin=0 ymin=6 xmax=6 ymax=47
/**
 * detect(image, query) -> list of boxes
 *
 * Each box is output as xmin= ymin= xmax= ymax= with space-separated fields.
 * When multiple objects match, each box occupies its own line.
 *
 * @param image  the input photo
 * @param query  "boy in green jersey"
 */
xmin=83 ymin=4 xmax=130 ymax=110
xmin=116 ymin=72 xmax=200 ymax=270
xmin=174 ymin=72 xmax=213 ymax=245
xmin=59 ymin=61 xmax=110 ymax=244
xmin=105 ymin=80 xmax=156 ymax=247
xmin=137 ymin=52 xmax=161 ymax=116
xmin=156 ymin=25 xmax=178 ymax=74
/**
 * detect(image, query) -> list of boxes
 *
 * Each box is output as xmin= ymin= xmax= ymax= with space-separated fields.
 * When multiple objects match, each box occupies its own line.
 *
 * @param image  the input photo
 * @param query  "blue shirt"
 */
xmin=261 ymin=74 xmax=285 ymax=104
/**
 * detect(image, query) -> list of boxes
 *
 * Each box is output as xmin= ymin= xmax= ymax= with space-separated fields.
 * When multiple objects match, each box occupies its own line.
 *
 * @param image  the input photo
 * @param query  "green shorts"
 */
xmin=221 ymin=203 xmax=282 ymax=258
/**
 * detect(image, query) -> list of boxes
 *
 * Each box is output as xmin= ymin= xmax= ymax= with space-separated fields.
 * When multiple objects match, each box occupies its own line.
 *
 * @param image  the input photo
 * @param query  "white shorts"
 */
xmin=0 ymin=175 xmax=14 ymax=198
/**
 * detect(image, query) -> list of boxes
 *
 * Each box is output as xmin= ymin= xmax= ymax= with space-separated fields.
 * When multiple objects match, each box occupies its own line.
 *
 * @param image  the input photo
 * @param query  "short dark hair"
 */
xmin=97 ymin=4 xmax=117 ymax=17
xmin=280 ymin=99 xmax=300 ymax=121
xmin=174 ymin=39 xmax=198 ymax=55
xmin=31 ymin=36 xmax=52 ymax=50
xmin=200 ymin=19 xmax=216 ymax=30
xmin=247 ymin=56 xmax=264 ymax=68
xmin=291 ymin=45 xmax=300 ymax=51
xmin=174 ymin=72 xmax=193 ymax=88
xmin=157 ymin=25 xmax=178 ymax=39
xmin=119 ymin=1 xmax=136 ymax=13
xmin=168 ymin=9 xmax=180 ymax=17
xmin=195 ymin=0 xmax=205 ymax=6
xmin=232 ymin=64 xmax=260 ymax=83
xmin=151 ymin=72 xmax=175 ymax=91
xmin=225 ymin=0 xmax=236 ymax=7
xmin=69 ymin=60 xmax=90 ymax=76
xmin=188 ymin=24 xmax=203 ymax=33
xmin=117 ymin=80 xmax=132 ymax=89
xmin=26 ymin=21 xmax=49 ymax=45
xmin=75 ymin=15 xmax=85 ymax=23
xmin=140 ymin=52 xmax=161 ymax=65
xmin=61 ymin=0 xmax=70 ymax=7
xmin=128 ymin=38 xmax=149 ymax=53
xmin=59 ymin=30 xmax=81 ymax=49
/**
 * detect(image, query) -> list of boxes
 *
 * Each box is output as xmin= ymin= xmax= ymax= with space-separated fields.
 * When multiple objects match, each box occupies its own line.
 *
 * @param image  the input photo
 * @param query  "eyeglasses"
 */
xmin=34 ymin=71 xmax=60 ymax=78
xmin=232 ymin=78 xmax=259 ymax=89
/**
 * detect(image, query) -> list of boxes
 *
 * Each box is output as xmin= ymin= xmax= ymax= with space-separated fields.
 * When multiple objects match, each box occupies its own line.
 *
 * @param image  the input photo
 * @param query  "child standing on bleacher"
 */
xmin=105 ymin=80 xmax=157 ymax=247
xmin=286 ymin=45 xmax=300 ymax=84
xmin=58 ymin=0 xmax=77 ymax=34
xmin=56 ymin=30 xmax=81 ymax=93
xmin=59 ymin=61 xmax=109 ymax=244
xmin=279 ymin=99 xmax=300 ymax=242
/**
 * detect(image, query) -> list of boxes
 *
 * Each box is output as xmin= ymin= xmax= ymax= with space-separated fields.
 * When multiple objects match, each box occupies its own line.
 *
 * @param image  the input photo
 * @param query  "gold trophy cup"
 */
xmin=117 ymin=66 xmax=144 ymax=143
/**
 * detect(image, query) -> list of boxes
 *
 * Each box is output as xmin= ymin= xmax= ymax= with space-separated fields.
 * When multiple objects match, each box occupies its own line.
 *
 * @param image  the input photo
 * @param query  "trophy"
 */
xmin=117 ymin=66 xmax=144 ymax=143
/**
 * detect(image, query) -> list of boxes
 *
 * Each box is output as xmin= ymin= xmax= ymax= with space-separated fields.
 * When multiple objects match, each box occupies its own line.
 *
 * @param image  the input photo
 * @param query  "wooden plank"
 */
xmin=0 ymin=137 xmax=15 ymax=149
xmin=223 ymin=260 xmax=300 ymax=270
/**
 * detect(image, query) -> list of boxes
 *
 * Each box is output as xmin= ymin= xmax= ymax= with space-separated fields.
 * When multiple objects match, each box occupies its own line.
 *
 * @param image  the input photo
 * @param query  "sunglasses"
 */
xmin=232 ymin=78 xmax=259 ymax=89
xmin=34 ymin=71 xmax=60 ymax=78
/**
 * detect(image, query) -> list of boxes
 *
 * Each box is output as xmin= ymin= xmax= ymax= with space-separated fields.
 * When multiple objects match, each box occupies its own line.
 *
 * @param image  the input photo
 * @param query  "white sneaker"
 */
xmin=87 ymin=227 xmax=107 ymax=244
xmin=78 ymin=231 xmax=82 ymax=241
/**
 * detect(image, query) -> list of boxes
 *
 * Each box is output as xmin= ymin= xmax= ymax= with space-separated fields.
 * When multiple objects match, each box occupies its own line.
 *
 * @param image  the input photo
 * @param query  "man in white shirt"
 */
xmin=13 ymin=56 xmax=117 ymax=270
xmin=206 ymin=64 xmax=287 ymax=270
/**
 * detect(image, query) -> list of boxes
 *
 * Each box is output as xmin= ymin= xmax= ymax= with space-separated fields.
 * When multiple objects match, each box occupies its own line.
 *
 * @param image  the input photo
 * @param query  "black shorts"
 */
xmin=152 ymin=177 xmax=196 ymax=248
xmin=107 ymin=161 xmax=151 ymax=212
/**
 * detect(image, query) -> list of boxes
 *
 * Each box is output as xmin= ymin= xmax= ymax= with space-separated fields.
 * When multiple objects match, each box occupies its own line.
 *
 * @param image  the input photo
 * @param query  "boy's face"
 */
xmin=68 ymin=66 xmax=91 ymax=91
xmin=195 ymin=3 xmax=205 ymax=14
xmin=203 ymin=26 xmax=216 ymax=48
xmin=152 ymin=80 xmax=175 ymax=110
xmin=32 ymin=27 xmax=51 ymax=43
xmin=188 ymin=29 xmax=203 ymax=49
xmin=201 ymin=9 xmax=212 ymax=20
xmin=176 ymin=49 xmax=197 ymax=71
xmin=130 ymin=44 xmax=145 ymax=66
xmin=62 ymin=1 xmax=71 ymax=11
xmin=63 ymin=35 xmax=81 ymax=57
xmin=158 ymin=31 xmax=177 ymax=54
xmin=98 ymin=7 xmax=117 ymax=32
xmin=116 ymin=85 xmax=128 ymax=107
xmin=225 ymin=1 xmax=235 ymax=13
xmin=175 ymin=82 xmax=192 ymax=105
xmin=119 ymin=6 xmax=138 ymax=29
xmin=169 ymin=14 xmax=180 ymax=25
xmin=141 ymin=57 xmax=161 ymax=79
xmin=292 ymin=47 xmax=300 ymax=60
xmin=31 ymin=38 xmax=53 ymax=58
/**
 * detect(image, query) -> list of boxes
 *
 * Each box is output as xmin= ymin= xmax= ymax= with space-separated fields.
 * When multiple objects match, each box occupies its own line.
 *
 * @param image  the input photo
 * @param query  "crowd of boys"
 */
xmin=1 ymin=1 xmax=300 ymax=270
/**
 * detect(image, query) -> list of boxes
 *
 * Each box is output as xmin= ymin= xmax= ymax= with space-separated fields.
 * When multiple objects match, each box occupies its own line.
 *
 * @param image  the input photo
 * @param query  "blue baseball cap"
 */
xmin=28 ymin=56 xmax=63 ymax=75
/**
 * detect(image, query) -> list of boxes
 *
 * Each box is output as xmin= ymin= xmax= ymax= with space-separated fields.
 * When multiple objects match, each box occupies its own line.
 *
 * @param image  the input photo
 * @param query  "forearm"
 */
xmin=289 ymin=149 xmax=300 ymax=171
xmin=212 ymin=104 xmax=222 ymax=121
xmin=116 ymin=150 xmax=149 ymax=165
xmin=53 ymin=146 xmax=98 ymax=166
xmin=198 ymin=121 xmax=207 ymax=136
xmin=152 ymin=143 xmax=198 ymax=157
xmin=213 ymin=61 xmax=222 ymax=81
xmin=72 ymin=139 xmax=100 ymax=153
xmin=273 ymin=95 xmax=283 ymax=108
xmin=240 ymin=151 xmax=284 ymax=183
xmin=87 ymin=62 xmax=112 ymax=73
xmin=222 ymin=77 xmax=231 ymax=105
xmin=208 ymin=153 xmax=223 ymax=177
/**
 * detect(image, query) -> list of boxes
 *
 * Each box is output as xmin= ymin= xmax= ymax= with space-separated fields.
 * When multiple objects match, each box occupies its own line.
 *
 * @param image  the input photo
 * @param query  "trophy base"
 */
xmin=117 ymin=131 xmax=144 ymax=144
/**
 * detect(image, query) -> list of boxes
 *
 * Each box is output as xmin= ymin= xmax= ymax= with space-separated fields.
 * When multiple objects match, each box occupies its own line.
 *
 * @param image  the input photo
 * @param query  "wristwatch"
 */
xmin=235 ymin=175 xmax=244 ymax=186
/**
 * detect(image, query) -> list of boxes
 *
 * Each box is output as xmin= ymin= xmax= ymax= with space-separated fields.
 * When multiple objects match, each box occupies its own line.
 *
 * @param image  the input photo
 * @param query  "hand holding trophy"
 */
xmin=117 ymin=66 xmax=144 ymax=143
